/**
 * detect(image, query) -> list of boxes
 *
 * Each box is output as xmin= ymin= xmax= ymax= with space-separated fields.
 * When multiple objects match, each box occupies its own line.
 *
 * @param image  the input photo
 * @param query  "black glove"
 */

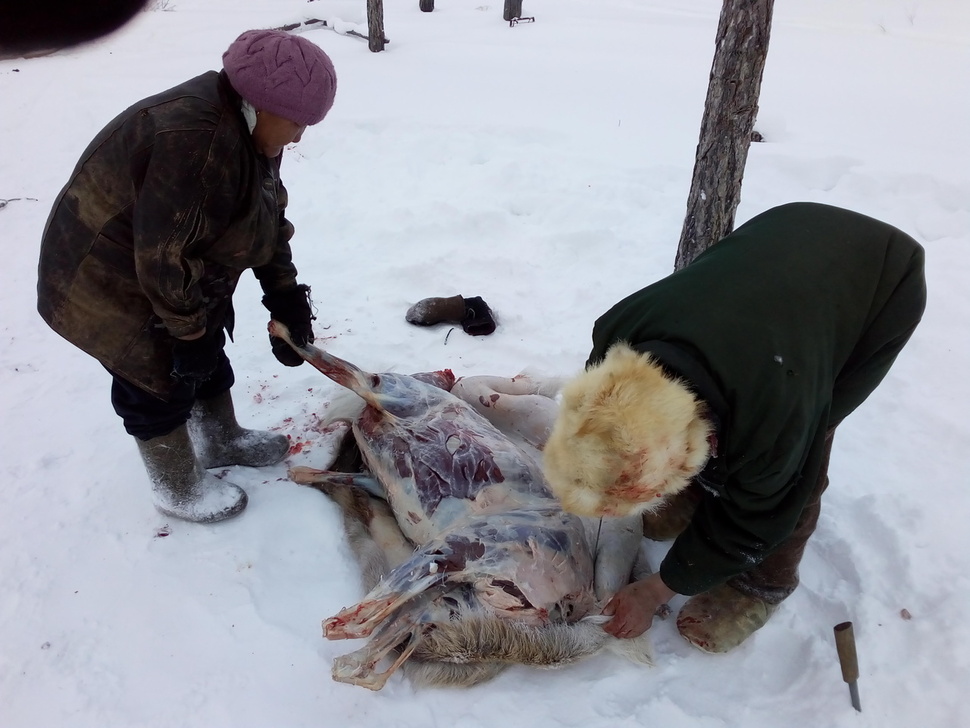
xmin=172 ymin=335 xmax=221 ymax=383
xmin=461 ymin=296 xmax=496 ymax=336
xmin=262 ymin=284 xmax=314 ymax=367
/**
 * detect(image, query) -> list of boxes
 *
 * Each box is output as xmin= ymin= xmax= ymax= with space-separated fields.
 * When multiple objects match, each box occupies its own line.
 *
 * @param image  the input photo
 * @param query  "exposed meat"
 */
xmin=273 ymin=322 xmax=651 ymax=690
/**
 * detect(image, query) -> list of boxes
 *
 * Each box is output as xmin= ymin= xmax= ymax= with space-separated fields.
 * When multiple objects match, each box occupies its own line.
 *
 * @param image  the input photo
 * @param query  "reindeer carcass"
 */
xmin=272 ymin=322 xmax=651 ymax=690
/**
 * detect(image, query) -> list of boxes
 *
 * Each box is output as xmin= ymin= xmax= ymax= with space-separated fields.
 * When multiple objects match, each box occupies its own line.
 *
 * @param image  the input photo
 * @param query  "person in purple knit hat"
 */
xmin=37 ymin=30 xmax=337 ymax=524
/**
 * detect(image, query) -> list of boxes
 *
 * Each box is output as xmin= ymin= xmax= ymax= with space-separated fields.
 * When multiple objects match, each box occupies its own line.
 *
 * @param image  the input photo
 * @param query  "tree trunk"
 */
xmin=675 ymin=0 xmax=773 ymax=270
xmin=367 ymin=0 xmax=386 ymax=52
xmin=504 ymin=1 xmax=523 ymax=22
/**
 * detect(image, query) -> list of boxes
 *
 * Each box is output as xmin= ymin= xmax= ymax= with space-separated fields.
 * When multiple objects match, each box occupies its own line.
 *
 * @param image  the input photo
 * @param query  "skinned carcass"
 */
xmin=271 ymin=322 xmax=651 ymax=690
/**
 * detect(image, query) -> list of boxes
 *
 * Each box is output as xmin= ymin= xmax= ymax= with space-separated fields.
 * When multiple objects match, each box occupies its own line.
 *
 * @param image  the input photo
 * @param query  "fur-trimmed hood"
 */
xmin=542 ymin=342 xmax=712 ymax=517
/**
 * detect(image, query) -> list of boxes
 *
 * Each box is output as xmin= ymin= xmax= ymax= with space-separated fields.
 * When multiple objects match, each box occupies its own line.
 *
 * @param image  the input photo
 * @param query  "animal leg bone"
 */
xmin=288 ymin=468 xmax=387 ymax=499
xmin=330 ymin=587 xmax=447 ymax=690
xmin=582 ymin=514 xmax=644 ymax=603
xmin=269 ymin=320 xmax=383 ymax=408
xmin=451 ymin=374 xmax=561 ymax=451
xmin=332 ymin=634 xmax=422 ymax=691
xmin=323 ymin=523 xmax=516 ymax=640
xmin=324 ymin=565 xmax=445 ymax=640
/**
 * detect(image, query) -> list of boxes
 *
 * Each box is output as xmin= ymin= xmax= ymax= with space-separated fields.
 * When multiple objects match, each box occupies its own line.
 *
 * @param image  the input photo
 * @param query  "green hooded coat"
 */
xmin=588 ymin=202 xmax=926 ymax=596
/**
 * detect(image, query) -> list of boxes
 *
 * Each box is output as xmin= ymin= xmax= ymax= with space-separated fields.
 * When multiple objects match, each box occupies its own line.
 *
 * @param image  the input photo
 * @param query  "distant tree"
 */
xmin=367 ymin=0 xmax=386 ymax=52
xmin=675 ymin=0 xmax=774 ymax=270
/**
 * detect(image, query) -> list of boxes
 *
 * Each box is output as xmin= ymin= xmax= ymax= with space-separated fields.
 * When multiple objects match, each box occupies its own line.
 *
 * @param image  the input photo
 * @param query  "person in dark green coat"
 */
xmin=542 ymin=202 xmax=926 ymax=653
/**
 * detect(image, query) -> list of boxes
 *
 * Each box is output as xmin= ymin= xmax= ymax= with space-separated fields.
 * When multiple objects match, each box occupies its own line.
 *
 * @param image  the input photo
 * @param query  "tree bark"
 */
xmin=675 ymin=0 xmax=773 ymax=270
xmin=367 ymin=0 xmax=386 ymax=52
xmin=504 ymin=1 xmax=523 ymax=22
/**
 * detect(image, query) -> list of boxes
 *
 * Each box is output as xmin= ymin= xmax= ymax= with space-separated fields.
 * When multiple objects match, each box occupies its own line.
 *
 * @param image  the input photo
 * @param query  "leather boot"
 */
xmin=406 ymin=295 xmax=466 ymax=326
xmin=135 ymin=425 xmax=248 ymax=523
xmin=188 ymin=390 xmax=289 ymax=469
xmin=675 ymin=583 xmax=777 ymax=654
xmin=406 ymin=295 xmax=496 ymax=336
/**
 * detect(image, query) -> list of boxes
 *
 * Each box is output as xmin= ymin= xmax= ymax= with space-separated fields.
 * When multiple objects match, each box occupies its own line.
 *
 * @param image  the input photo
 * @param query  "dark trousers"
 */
xmin=686 ymin=250 xmax=922 ymax=603
xmin=729 ymin=244 xmax=925 ymax=602
xmin=108 ymin=351 xmax=235 ymax=441
xmin=728 ymin=427 xmax=836 ymax=604
xmin=655 ymin=427 xmax=835 ymax=604
xmin=661 ymin=242 xmax=924 ymax=603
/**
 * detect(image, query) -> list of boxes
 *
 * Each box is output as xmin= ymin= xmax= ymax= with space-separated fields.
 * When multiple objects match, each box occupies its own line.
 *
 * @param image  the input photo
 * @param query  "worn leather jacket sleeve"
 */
xmin=253 ymin=166 xmax=300 ymax=295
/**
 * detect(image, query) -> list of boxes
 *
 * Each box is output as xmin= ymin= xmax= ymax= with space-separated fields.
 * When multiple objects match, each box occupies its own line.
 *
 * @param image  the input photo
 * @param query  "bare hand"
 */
xmin=602 ymin=573 xmax=677 ymax=639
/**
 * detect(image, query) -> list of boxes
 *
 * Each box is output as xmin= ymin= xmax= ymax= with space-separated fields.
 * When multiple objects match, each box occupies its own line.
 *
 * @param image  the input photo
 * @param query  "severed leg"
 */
xmin=324 ymin=546 xmax=449 ymax=640
xmin=299 ymin=472 xmax=462 ymax=690
xmin=451 ymin=374 xmax=562 ymax=451
xmin=330 ymin=587 xmax=448 ymax=691
xmin=581 ymin=514 xmax=643 ymax=604
xmin=289 ymin=468 xmax=388 ymax=500
xmin=578 ymin=514 xmax=654 ymax=666
xmin=324 ymin=520 xmax=527 ymax=640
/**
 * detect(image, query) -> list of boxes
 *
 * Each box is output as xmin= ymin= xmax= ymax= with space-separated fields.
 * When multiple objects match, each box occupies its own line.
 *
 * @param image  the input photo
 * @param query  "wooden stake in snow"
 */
xmin=834 ymin=621 xmax=862 ymax=712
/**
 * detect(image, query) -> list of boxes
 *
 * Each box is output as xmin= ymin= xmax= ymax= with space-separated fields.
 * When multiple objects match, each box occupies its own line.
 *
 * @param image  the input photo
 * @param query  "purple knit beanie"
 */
xmin=222 ymin=30 xmax=337 ymax=126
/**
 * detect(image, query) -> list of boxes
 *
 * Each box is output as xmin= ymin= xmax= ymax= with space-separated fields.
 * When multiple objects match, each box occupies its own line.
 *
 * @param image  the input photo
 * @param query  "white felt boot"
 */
xmin=188 ymin=390 xmax=289 ymax=469
xmin=135 ymin=424 xmax=248 ymax=523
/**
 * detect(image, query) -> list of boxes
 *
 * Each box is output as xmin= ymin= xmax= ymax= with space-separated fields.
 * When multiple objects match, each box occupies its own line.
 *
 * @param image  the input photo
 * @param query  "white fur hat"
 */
xmin=543 ymin=342 xmax=712 ymax=518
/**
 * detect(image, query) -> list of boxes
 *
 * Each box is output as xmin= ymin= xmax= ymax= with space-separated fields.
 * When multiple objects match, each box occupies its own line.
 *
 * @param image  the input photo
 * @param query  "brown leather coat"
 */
xmin=38 ymin=71 xmax=299 ymax=398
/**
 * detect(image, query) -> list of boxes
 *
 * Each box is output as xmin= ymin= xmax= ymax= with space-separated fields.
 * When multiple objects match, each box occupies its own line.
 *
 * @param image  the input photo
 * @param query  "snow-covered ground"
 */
xmin=1 ymin=1 xmax=968 ymax=726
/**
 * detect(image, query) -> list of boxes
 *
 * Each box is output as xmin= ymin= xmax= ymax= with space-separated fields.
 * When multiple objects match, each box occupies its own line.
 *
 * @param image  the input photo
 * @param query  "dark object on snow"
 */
xmin=0 ymin=0 xmax=150 ymax=57
xmin=461 ymin=296 xmax=497 ymax=335
xmin=405 ymin=295 xmax=496 ymax=336
xmin=406 ymin=294 xmax=465 ymax=326
xmin=0 ymin=197 xmax=38 ymax=210
xmin=834 ymin=622 xmax=862 ymax=712
xmin=419 ymin=0 xmax=434 ymax=12
xmin=503 ymin=0 xmax=523 ymax=22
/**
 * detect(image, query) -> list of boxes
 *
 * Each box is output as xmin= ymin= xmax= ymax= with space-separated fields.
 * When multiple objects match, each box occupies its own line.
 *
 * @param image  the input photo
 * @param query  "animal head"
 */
xmin=542 ymin=342 xmax=712 ymax=518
